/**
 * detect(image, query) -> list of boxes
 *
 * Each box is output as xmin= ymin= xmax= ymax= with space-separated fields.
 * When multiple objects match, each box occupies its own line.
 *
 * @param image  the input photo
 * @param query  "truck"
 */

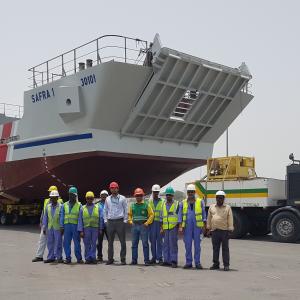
xmin=193 ymin=155 xmax=300 ymax=243
xmin=0 ymin=198 xmax=41 ymax=225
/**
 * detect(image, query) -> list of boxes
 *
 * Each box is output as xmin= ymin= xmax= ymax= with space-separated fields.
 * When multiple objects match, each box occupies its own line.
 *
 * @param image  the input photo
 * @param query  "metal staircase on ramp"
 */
xmin=121 ymin=47 xmax=252 ymax=144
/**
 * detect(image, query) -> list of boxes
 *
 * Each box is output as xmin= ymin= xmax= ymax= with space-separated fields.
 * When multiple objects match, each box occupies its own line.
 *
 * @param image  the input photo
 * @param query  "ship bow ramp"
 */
xmin=2 ymin=34 xmax=253 ymax=199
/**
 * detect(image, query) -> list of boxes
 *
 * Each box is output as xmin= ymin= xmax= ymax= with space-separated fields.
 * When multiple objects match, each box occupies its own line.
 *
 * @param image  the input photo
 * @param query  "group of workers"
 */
xmin=32 ymin=181 xmax=234 ymax=271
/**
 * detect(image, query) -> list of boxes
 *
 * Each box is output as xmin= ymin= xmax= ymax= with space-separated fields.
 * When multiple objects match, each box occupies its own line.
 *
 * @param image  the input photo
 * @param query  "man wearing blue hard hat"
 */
xmin=60 ymin=186 xmax=83 ymax=264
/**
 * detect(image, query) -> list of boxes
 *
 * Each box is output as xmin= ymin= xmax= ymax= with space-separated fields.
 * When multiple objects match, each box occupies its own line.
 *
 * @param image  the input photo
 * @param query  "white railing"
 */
xmin=0 ymin=103 xmax=24 ymax=119
xmin=28 ymin=34 xmax=149 ymax=88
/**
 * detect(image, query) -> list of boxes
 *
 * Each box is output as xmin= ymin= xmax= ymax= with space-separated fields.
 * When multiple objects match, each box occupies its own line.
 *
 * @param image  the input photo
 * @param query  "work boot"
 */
xmin=149 ymin=259 xmax=156 ymax=264
xmin=32 ymin=257 xmax=43 ymax=262
xmin=183 ymin=264 xmax=192 ymax=269
xmin=224 ymin=266 xmax=230 ymax=271
xmin=91 ymin=260 xmax=97 ymax=264
xmin=44 ymin=259 xmax=55 ymax=263
xmin=120 ymin=259 xmax=126 ymax=265
xmin=158 ymin=259 xmax=163 ymax=265
xmin=97 ymin=257 xmax=103 ymax=263
xmin=63 ymin=259 xmax=71 ymax=264
xmin=210 ymin=264 xmax=220 ymax=270
xmin=56 ymin=259 xmax=64 ymax=263
xmin=77 ymin=260 xmax=84 ymax=264
xmin=106 ymin=259 xmax=114 ymax=265
xmin=85 ymin=260 xmax=91 ymax=264
xmin=144 ymin=261 xmax=151 ymax=266
xmin=130 ymin=261 xmax=137 ymax=265
xmin=171 ymin=262 xmax=177 ymax=268
xmin=195 ymin=264 xmax=203 ymax=270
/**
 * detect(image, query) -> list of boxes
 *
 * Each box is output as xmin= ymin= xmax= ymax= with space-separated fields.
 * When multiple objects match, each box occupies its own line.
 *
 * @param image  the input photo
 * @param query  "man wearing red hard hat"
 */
xmin=128 ymin=188 xmax=154 ymax=266
xmin=104 ymin=182 xmax=128 ymax=265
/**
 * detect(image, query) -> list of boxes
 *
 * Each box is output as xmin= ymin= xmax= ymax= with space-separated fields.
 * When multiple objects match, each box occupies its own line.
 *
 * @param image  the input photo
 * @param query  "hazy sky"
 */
xmin=1 ymin=0 xmax=299 ymax=191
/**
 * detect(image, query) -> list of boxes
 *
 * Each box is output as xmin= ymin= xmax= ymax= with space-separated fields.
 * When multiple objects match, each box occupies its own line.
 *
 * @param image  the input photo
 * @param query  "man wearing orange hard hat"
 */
xmin=128 ymin=188 xmax=154 ymax=266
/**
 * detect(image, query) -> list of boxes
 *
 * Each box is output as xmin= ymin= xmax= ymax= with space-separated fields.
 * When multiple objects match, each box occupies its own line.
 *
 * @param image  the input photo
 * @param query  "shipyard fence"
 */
xmin=28 ymin=35 xmax=149 ymax=88
xmin=0 ymin=103 xmax=23 ymax=119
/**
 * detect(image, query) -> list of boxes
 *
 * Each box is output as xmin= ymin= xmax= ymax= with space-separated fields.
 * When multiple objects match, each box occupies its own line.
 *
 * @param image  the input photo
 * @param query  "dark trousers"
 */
xmin=97 ymin=227 xmax=108 ymax=259
xmin=211 ymin=230 xmax=230 ymax=267
xmin=107 ymin=219 xmax=126 ymax=262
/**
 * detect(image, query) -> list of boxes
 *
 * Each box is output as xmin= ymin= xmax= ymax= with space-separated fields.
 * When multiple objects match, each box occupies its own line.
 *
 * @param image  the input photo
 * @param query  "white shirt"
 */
xmin=104 ymin=194 xmax=128 ymax=223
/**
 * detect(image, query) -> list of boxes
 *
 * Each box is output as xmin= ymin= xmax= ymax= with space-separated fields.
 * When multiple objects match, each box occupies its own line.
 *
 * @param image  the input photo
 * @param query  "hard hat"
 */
xmin=100 ymin=190 xmax=109 ymax=196
xmin=109 ymin=182 xmax=119 ymax=189
xmin=216 ymin=190 xmax=226 ymax=197
xmin=48 ymin=185 xmax=58 ymax=192
xmin=134 ymin=188 xmax=145 ymax=196
xmin=86 ymin=191 xmax=95 ymax=198
xmin=152 ymin=184 xmax=161 ymax=192
xmin=49 ymin=190 xmax=59 ymax=197
xmin=165 ymin=187 xmax=175 ymax=195
xmin=187 ymin=184 xmax=196 ymax=191
xmin=69 ymin=186 xmax=78 ymax=195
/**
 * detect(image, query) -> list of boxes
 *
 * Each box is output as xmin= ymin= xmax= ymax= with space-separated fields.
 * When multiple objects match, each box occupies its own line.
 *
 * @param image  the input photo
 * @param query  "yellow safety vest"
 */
xmin=43 ymin=198 xmax=63 ymax=213
xmin=162 ymin=201 xmax=179 ymax=230
xmin=182 ymin=198 xmax=204 ymax=228
xmin=82 ymin=204 xmax=99 ymax=228
xmin=64 ymin=201 xmax=81 ymax=225
xmin=47 ymin=203 xmax=62 ymax=230
xmin=148 ymin=198 xmax=164 ymax=222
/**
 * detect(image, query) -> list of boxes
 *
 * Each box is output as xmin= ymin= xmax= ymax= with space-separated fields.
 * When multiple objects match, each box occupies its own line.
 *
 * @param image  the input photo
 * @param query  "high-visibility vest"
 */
xmin=43 ymin=198 xmax=63 ymax=213
xmin=64 ymin=201 xmax=81 ymax=225
xmin=131 ymin=202 xmax=149 ymax=222
xmin=162 ymin=201 xmax=179 ymax=230
xmin=181 ymin=198 xmax=204 ymax=228
xmin=82 ymin=204 xmax=99 ymax=228
xmin=47 ymin=203 xmax=62 ymax=230
xmin=148 ymin=198 xmax=164 ymax=222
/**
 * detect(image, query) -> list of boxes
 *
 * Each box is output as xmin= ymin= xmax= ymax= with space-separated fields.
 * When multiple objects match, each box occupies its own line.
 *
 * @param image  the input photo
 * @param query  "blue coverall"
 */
xmin=149 ymin=199 xmax=163 ymax=262
xmin=60 ymin=202 xmax=82 ymax=262
xmin=178 ymin=200 xmax=207 ymax=266
xmin=42 ymin=203 xmax=63 ymax=261
xmin=161 ymin=201 xmax=179 ymax=264
xmin=77 ymin=204 xmax=104 ymax=262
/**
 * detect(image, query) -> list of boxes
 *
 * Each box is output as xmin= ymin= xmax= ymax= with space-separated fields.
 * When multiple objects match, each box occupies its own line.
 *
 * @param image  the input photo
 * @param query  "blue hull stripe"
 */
xmin=14 ymin=133 xmax=93 ymax=149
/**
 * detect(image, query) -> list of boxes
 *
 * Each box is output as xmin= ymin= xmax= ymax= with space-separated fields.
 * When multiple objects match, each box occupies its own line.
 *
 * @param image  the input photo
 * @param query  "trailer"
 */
xmin=192 ymin=155 xmax=300 ymax=242
xmin=0 ymin=199 xmax=41 ymax=225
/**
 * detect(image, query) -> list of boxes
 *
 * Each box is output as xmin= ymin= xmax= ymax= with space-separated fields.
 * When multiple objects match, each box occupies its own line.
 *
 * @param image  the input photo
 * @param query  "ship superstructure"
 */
xmin=0 ymin=34 xmax=253 ymax=200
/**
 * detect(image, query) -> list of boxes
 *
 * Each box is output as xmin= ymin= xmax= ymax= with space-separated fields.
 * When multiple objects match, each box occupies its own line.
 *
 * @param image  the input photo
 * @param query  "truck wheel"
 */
xmin=271 ymin=212 xmax=300 ymax=243
xmin=249 ymin=221 xmax=270 ymax=236
xmin=0 ymin=213 xmax=10 ymax=225
xmin=11 ymin=213 xmax=19 ymax=225
xmin=230 ymin=210 xmax=250 ymax=239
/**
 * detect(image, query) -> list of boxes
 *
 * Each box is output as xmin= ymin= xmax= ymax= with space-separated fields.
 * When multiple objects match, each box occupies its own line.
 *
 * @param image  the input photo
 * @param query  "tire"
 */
xmin=11 ymin=212 xmax=19 ymax=225
xmin=230 ymin=210 xmax=250 ymax=239
xmin=271 ymin=211 xmax=300 ymax=243
xmin=0 ymin=213 xmax=10 ymax=225
xmin=249 ymin=221 xmax=270 ymax=236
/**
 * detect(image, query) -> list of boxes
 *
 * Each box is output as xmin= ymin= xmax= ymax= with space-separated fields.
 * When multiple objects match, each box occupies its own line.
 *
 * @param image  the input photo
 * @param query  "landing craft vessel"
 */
xmin=0 ymin=34 xmax=253 ymax=201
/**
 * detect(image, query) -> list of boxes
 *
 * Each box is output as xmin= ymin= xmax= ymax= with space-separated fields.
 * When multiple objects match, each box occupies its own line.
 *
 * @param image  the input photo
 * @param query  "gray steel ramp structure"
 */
xmin=121 ymin=47 xmax=253 ymax=144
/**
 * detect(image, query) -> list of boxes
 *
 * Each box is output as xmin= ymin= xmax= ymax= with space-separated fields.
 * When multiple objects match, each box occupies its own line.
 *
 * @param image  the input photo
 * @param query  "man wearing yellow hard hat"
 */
xmin=77 ymin=191 xmax=104 ymax=264
xmin=32 ymin=186 xmax=63 ymax=262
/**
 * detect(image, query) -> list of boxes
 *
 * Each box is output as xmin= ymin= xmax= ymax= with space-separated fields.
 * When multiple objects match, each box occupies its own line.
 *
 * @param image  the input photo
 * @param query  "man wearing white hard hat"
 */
xmin=148 ymin=184 xmax=164 ymax=264
xmin=32 ymin=186 xmax=63 ymax=262
xmin=207 ymin=190 xmax=234 ymax=271
xmin=178 ymin=184 xmax=207 ymax=269
xmin=97 ymin=190 xmax=109 ymax=262
xmin=42 ymin=190 xmax=64 ymax=263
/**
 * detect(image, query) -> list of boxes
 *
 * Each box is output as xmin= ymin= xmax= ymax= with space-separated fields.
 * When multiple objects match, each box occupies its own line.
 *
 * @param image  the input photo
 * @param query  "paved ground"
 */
xmin=0 ymin=225 xmax=300 ymax=300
